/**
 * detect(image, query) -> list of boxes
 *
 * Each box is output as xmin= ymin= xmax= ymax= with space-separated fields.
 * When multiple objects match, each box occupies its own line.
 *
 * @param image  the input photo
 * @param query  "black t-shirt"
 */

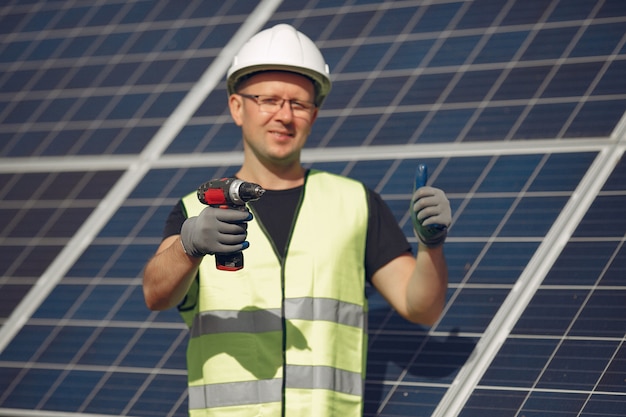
xmin=163 ymin=184 xmax=411 ymax=281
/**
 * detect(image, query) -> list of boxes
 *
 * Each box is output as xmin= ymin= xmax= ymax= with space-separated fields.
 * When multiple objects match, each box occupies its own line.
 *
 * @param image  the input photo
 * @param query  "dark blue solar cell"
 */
xmin=465 ymin=105 xmax=526 ymax=141
xmin=2 ymin=69 xmax=38 ymax=93
xmin=0 ymin=11 xmax=27 ymax=35
xmin=430 ymin=36 xmax=482 ymax=67
xmin=197 ymin=23 xmax=238 ymax=48
xmin=401 ymin=73 xmax=455 ymax=105
xmin=520 ymin=27 xmax=580 ymax=61
xmin=569 ymin=290 xmax=626 ymax=338
xmin=446 ymin=69 xmax=502 ymax=103
xmin=542 ymin=62 xmax=604 ymax=98
xmin=3 ymin=130 xmax=46 ymax=157
xmin=52 ymin=6 xmax=91 ymax=30
xmin=107 ymin=93 xmax=150 ymax=119
xmin=322 ymin=79 xmax=364 ymax=110
xmin=22 ymin=9 xmax=57 ymax=32
xmin=27 ymin=38 xmax=64 ymax=61
xmin=128 ymin=374 xmax=189 ymax=416
xmin=459 ymin=389 xmax=527 ymax=417
xmin=477 ymin=154 xmax=542 ymax=192
xmin=86 ymin=3 xmax=124 ymax=26
xmin=0 ymin=40 xmax=31 ymax=63
xmin=594 ymin=60 xmax=626 ymax=96
xmin=469 ymin=241 xmax=539 ymax=284
xmin=33 ymin=285 xmax=86 ymax=319
xmin=502 ymin=0 xmax=554 ymax=25
xmin=0 ymin=325 xmax=53 ymax=361
xmin=405 ymin=334 xmax=478 ymax=383
xmin=437 ymin=288 xmax=509 ymax=333
xmin=82 ymin=372 xmax=148 ymax=415
xmin=120 ymin=1 xmax=155 ymax=24
xmin=71 ymin=285 xmax=129 ymax=320
xmin=71 ymin=95 xmax=112 ymax=121
xmin=384 ymin=39 xmax=435 ymax=70
xmin=77 ymin=327 xmax=137 ymax=365
xmin=517 ymin=391 xmax=588 ymax=417
xmin=493 ymin=66 xmax=553 ymax=100
xmin=144 ymin=91 xmax=185 ymax=118
xmin=450 ymin=197 xmax=516 ymax=237
xmin=500 ymin=196 xmax=568 ymax=237
xmin=371 ymin=111 xmax=428 ymax=146
xmin=37 ymin=97 xmax=77 ymax=122
xmin=3 ymin=99 xmax=42 ymax=124
xmin=473 ymin=31 xmax=529 ymax=64
xmin=529 ymin=152 xmax=594 ymax=192
xmin=58 ymin=34 xmax=100 ymax=58
xmin=38 ymin=326 xmax=96 ymax=364
xmin=42 ymin=370 xmax=103 ymax=412
xmin=330 ymin=115 xmax=380 ymax=147
xmin=31 ymin=67 xmax=69 ymax=91
xmin=513 ymin=289 xmax=588 ymax=335
xmin=104 ymin=245 xmax=157 ymax=278
xmin=370 ymin=6 xmax=419 ymax=36
xmin=537 ymin=339 xmax=618 ymax=391
xmin=414 ymin=2 xmax=463 ymax=32
xmin=544 ymin=241 xmax=619 ymax=285
xmin=580 ymin=394 xmax=626 ymax=416
xmin=343 ymin=43 xmax=391 ymax=73
xmin=421 ymin=109 xmax=475 ymax=142
xmin=164 ymin=26 xmax=203 ymax=51
xmin=548 ymin=0 xmax=597 ymax=21
xmin=67 ymin=245 xmax=118 ymax=277
xmin=564 ymin=99 xmax=626 ymax=138
xmin=128 ymin=29 xmax=168 ymax=54
xmin=596 ymin=345 xmax=626 ymax=392
xmin=514 ymin=102 xmax=578 ymax=139
xmin=456 ymin=0 xmax=506 ymax=29
xmin=120 ymin=328 xmax=184 ymax=368
xmin=111 ymin=125 xmax=157 ymax=154
xmin=597 ymin=0 xmax=626 ymax=18
xmin=480 ymin=338 xmax=559 ymax=387
xmin=170 ymin=56 xmax=212 ymax=84
xmin=0 ymin=368 xmax=61 ymax=409
xmin=360 ymin=76 xmax=408 ymax=107
xmin=571 ymin=22 xmax=626 ymax=57
xmin=601 ymin=245 xmax=626 ymax=286
xmin=93 ymin=32 xmax=131 ymax=56
xmin=330 ymin=11 xmax=377 ymax=39
xmin=574 ymin=195 xmax=626 ymax=238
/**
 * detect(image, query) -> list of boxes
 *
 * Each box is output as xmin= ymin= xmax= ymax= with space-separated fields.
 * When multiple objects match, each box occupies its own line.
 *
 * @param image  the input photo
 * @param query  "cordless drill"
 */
xmin=197 ymin=177 xmax=265 ymax=271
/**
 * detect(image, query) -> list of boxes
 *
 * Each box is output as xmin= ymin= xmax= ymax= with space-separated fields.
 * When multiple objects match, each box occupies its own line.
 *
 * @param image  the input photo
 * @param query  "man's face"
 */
xmin=229 ymin=71 xmax=318 ymax=167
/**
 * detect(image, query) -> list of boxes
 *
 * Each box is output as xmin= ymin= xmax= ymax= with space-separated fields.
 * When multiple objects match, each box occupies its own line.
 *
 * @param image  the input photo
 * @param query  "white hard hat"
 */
xmin=227 ymin=24 xmax=331 ymax=107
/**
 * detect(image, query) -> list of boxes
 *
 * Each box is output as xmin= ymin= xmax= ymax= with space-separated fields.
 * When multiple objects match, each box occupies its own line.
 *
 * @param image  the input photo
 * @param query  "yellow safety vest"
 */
xmin=179 ymin=170 xmax=369 ymax=417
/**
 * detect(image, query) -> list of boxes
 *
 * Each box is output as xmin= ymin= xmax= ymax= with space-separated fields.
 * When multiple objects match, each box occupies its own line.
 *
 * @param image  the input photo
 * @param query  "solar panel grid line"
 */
xmin=0 ymin=0 xmax=282 ymax=355
xmin=430 ymin=112 xmax=626 ymax=417
xmin=0 ymin=136 xmax=612 ymax=174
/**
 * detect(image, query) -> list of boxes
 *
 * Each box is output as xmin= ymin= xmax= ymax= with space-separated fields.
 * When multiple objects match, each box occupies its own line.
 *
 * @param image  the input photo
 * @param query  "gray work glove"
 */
xmin=180 ymin=206 xmax=252 ymax=258
xmin=411 ymin=164 xmax=451 ymax=248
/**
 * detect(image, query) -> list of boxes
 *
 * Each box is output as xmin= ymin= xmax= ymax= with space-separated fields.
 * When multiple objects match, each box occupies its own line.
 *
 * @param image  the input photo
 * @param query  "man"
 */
xmin=143 ymin=24 xmax=451 ymax=417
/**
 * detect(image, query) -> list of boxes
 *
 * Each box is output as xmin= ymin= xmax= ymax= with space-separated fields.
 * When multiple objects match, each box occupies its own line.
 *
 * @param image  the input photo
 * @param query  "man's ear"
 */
xmin=229 ymin=94 xmax=244 ymax=126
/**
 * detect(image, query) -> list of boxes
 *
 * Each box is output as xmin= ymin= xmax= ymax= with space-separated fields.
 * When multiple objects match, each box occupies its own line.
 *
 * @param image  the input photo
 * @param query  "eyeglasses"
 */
xmin=238 ymin=93 xmax=316 ymax=119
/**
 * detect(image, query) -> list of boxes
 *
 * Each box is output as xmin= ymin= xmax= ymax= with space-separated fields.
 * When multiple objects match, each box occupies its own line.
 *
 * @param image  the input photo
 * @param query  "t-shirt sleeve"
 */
xmin=365 ymin=189 xmax=412 ymax=281
xmin=162 ymin=200 xmax=186 ymax=240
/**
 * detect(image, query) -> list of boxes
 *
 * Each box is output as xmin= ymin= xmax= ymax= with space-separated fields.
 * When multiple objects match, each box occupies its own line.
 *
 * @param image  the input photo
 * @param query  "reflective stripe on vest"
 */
xmin=180 ymin=170 xmax=369 ymax=416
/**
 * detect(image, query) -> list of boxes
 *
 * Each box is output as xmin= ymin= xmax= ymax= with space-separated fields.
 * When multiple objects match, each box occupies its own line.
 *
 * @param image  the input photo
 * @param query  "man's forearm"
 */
xmin=143 ymin=235 xmax=203 ymax=311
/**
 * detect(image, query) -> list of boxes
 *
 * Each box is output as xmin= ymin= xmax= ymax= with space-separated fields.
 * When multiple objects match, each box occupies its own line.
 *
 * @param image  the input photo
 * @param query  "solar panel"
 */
xmin=1 ymin=1 xmax=625 ymax=416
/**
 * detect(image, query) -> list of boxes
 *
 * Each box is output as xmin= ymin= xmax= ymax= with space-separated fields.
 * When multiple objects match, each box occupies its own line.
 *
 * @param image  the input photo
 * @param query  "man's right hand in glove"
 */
xmin=180 ymin=206 xmax=252 ymax=258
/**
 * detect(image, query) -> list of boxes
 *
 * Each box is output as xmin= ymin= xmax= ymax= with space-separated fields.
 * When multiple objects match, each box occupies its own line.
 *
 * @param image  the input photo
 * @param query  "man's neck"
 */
xmin=236 ymin=162 xmax=306 ymax=191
